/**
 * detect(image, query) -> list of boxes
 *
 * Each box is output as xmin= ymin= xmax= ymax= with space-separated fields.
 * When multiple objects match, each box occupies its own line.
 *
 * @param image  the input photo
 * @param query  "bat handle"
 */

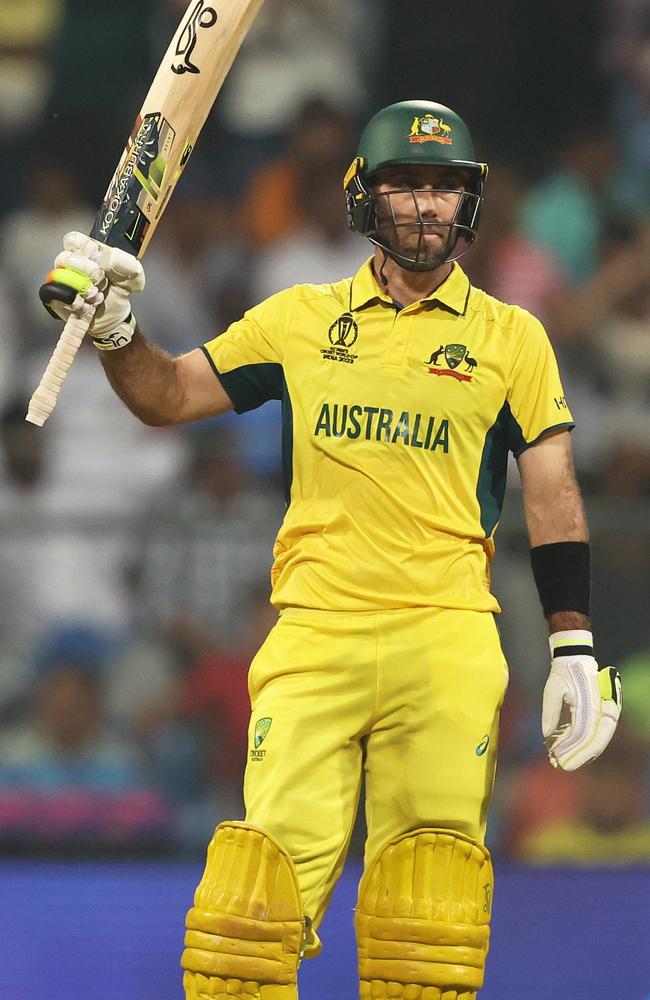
xmin=26 ymin=312 xmax=93 ymax=426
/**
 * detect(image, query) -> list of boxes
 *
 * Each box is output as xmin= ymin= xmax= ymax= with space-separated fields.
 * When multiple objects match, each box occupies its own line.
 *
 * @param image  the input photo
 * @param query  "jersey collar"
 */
xmin=350 ymin=258 xmax=471 ymax=316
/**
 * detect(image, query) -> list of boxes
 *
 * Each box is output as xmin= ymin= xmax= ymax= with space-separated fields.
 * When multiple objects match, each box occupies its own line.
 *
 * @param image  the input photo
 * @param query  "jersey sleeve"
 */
xmin=506 ymin=312 xmax=574 ymax=456
xmin=202 ymin=289 xmax=294 ymax=413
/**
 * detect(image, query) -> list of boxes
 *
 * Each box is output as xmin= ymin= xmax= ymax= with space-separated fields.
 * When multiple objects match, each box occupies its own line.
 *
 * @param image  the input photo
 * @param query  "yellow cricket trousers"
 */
xmin=243 ymin=606 xmax=508 ymax=940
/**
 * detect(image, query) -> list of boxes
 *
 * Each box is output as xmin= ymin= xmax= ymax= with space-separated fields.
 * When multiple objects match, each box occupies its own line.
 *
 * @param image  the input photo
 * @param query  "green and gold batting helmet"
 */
xmin=344 ymin=100 xmax=488 ymax=270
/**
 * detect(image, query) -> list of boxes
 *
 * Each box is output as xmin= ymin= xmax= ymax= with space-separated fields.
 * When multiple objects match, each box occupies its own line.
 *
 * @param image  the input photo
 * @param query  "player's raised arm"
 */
xmin=39 ymin=231 xmax=234 ymax=426
xmin=26 ymin=0 xmax=266 ymax=426
xmin=517 ymin=430 xmax=622 ymax=772
xmin=101 ymin=340 xmax=234 ymax=427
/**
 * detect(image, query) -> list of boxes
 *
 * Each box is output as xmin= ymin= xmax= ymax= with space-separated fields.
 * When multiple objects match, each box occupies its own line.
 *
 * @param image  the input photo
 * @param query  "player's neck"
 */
xmin=372 ymin=251 xmax=453 ymax=307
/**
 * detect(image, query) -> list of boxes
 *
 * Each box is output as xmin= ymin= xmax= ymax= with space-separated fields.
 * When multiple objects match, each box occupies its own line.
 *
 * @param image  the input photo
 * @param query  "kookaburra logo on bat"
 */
xmin=172 ymin=0 xmax=219 ymax=75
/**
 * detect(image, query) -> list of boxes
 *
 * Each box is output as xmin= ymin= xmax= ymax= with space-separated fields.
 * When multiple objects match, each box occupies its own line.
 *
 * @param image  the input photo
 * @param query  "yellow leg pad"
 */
xmin=356 ymin=829 xmax=494 ymax=1000
xmin=182 ymin=822 xmax=307 ymax=999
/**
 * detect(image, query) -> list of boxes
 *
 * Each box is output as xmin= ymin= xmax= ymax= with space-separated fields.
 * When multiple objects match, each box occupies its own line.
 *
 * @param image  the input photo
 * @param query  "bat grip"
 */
xmin=26 ymin=312 xmax=93 ymax=426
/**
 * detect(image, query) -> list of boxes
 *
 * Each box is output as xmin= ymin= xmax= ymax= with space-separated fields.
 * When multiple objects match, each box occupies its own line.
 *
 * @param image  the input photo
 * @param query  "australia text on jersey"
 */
xmin=314 ymin=402 xmax=450 ymax=453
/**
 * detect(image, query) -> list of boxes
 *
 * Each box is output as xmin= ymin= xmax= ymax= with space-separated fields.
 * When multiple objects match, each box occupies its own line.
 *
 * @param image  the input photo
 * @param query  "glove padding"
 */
xmin=43 ymin=232 xmax=145 ymax=349
xmin=542 ymin=630 xmax=622 ymax=771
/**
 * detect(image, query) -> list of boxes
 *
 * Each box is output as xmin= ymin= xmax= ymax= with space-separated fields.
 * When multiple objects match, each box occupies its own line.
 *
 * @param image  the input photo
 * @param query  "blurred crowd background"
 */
xmin=0 ymin=0 xmax=648 ymax=866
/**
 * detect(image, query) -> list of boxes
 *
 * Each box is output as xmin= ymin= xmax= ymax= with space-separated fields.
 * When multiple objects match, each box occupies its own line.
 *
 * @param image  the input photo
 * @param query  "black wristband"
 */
xmin=529 ymin=541 xmax=590 ymax=617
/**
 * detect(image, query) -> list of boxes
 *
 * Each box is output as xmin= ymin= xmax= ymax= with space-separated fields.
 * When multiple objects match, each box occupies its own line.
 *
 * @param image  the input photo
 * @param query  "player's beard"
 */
xmin=374 ymin=218 xmax=457 ymax=271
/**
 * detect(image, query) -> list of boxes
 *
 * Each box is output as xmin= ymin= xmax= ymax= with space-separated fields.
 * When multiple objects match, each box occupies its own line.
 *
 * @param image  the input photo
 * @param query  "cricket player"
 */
xmin=41 ymin=100 xmax=622 ymax=999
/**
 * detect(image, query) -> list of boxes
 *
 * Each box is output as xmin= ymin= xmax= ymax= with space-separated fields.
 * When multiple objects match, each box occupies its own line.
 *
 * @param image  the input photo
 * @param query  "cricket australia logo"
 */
xmin=424 ymin=343 xmax=478 ymax=383
xmin=409 ymin=114 xmax=453 ymax=145
xmin=321 ymin=312 xmax=359 ymax=365
xmin=172 ymin=0 xmax=218 ymax=75
xmin=250 ymin=717 xmax=272 ymax=761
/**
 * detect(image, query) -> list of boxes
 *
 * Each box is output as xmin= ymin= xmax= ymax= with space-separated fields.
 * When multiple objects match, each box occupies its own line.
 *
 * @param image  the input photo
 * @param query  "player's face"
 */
xmin=372 ymin=164 xmax=467 ymax=268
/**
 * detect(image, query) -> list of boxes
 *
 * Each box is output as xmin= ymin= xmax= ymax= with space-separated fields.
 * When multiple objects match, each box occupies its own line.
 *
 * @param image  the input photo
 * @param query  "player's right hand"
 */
xmin=40 ymin=232 xmax=145 ymax=350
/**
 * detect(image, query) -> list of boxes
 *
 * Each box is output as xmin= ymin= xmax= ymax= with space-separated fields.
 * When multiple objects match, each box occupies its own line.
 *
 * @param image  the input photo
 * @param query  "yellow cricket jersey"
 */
xmin=202 ymin=259 xmax=573 ymax=613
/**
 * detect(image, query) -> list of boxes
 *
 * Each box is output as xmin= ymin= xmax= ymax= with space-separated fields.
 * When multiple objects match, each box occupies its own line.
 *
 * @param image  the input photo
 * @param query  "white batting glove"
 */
xmin=542 ymin=630 xmax=622 ymax=771
xmin=41 ymin=232 xmax=145 ymax=350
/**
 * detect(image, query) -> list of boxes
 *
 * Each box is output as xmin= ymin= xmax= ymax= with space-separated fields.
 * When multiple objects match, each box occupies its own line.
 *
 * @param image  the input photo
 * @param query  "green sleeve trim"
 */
xmin=200 ymin=346 xmax=283 ymax=414
xmin=200 ymin=345 xmax=293 ymax=506
xmin=477 ymin=409 xmax=575 ymax=537
xmin=513 ymin=421 xmax=575 ymax=457
xmin=477 ymin=401 xmax=524 ymax=537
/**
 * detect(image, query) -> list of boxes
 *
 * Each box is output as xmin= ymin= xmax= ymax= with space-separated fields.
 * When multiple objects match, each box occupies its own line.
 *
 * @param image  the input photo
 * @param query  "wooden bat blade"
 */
xmin=26 ymin=0 xmax=265 ymax=426
xmin=92 ymin=0 xmax=265 ymax=257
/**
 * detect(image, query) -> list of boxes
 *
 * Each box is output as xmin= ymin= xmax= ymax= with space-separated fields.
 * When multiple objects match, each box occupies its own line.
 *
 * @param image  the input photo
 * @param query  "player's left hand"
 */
xmin=542 ymin=630 xmax=622 ymax=771
xmin=41 ymin=232 xmax=145 ymax=350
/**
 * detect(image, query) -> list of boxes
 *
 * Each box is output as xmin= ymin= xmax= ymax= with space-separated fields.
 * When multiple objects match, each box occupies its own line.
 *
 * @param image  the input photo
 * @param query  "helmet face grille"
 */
xmin=345 ymin=170 xmax=486 ymax=271
xmin=372 ymin=187 xmax=481 ymax=270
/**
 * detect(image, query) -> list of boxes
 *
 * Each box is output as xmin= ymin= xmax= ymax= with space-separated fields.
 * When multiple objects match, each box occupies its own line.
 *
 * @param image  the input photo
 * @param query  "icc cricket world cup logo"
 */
xmin=329 ymin=313 xmax=359 ymax=349
xmin=172 ymin=0 xmax=219 ymax=75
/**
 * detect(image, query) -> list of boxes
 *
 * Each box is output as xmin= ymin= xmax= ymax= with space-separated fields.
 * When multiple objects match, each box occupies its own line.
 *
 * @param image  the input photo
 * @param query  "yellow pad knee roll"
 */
xmin=182 ymin=822 xmax=308 ymax=999
xmin=356 ymin=828 xmax=493 ymax=1000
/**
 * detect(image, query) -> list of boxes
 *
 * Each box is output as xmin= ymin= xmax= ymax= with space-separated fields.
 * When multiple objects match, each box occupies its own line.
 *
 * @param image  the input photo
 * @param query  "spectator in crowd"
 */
xmin=464 ymin=161 xmax=567 ymax=323
xmin=518 ymin=127 xmax=617 ymax=284
xmin=609 ymin=35 xmax=650 ymax=216
xmin=103 ymin=629 xmax=180 ymax=748
xmin=21 ymin=334 xmax=188 ymax=518
xmin=123 ymin=614 xmax=229 ymax=852
xmin=121 ymin=592 xmax=277 ymax=852
xmin=0 ymin=158 xmax=92 ymax=353
xmin=0 ymin=623 xmax=171 ymax=851
xmin=164 ymin=0 xmax=377 ymax=199
xmin=135 ymin=425 xmax=284 ymax=647
xmin=135 ymin=189 xmax=236 ymax=356
xmin=601 ymin=2 xmax=650 ymax=213
xmin=517 ymin=723 xmax=650 ymax=864
xmin=176 ymin=589 xmax=278 ymax=788
xmin=217 ymin=0 xmax=372 ymax=144
xmin=0 ymin=374 xmax=186 ymax=691
xmin=243 ymin=100 xmax=354 ymax=248
xmin=140 ymin=167 xmax=267 ymax=355
xmin=547 ymin=218 xmax=650 ymax=493
xmin=252 ymin=160 xmax=367 ymax=301
xmin=0 ymin=398 xmax=133 ymax=670
xmin=497 ymin=749 xmax=583 ymax=860
xmin=172 ymin=591 xmax=279 ymax=850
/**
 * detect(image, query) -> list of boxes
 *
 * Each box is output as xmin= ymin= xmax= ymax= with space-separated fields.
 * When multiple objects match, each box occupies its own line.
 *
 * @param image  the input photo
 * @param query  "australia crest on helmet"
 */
xmin=409 ymin=113 xmax=454 ymax=145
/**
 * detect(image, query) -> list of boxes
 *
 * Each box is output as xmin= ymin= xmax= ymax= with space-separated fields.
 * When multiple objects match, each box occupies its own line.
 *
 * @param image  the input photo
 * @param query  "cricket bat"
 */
xmin=27 ymin=0 xmax=265 ymax=426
